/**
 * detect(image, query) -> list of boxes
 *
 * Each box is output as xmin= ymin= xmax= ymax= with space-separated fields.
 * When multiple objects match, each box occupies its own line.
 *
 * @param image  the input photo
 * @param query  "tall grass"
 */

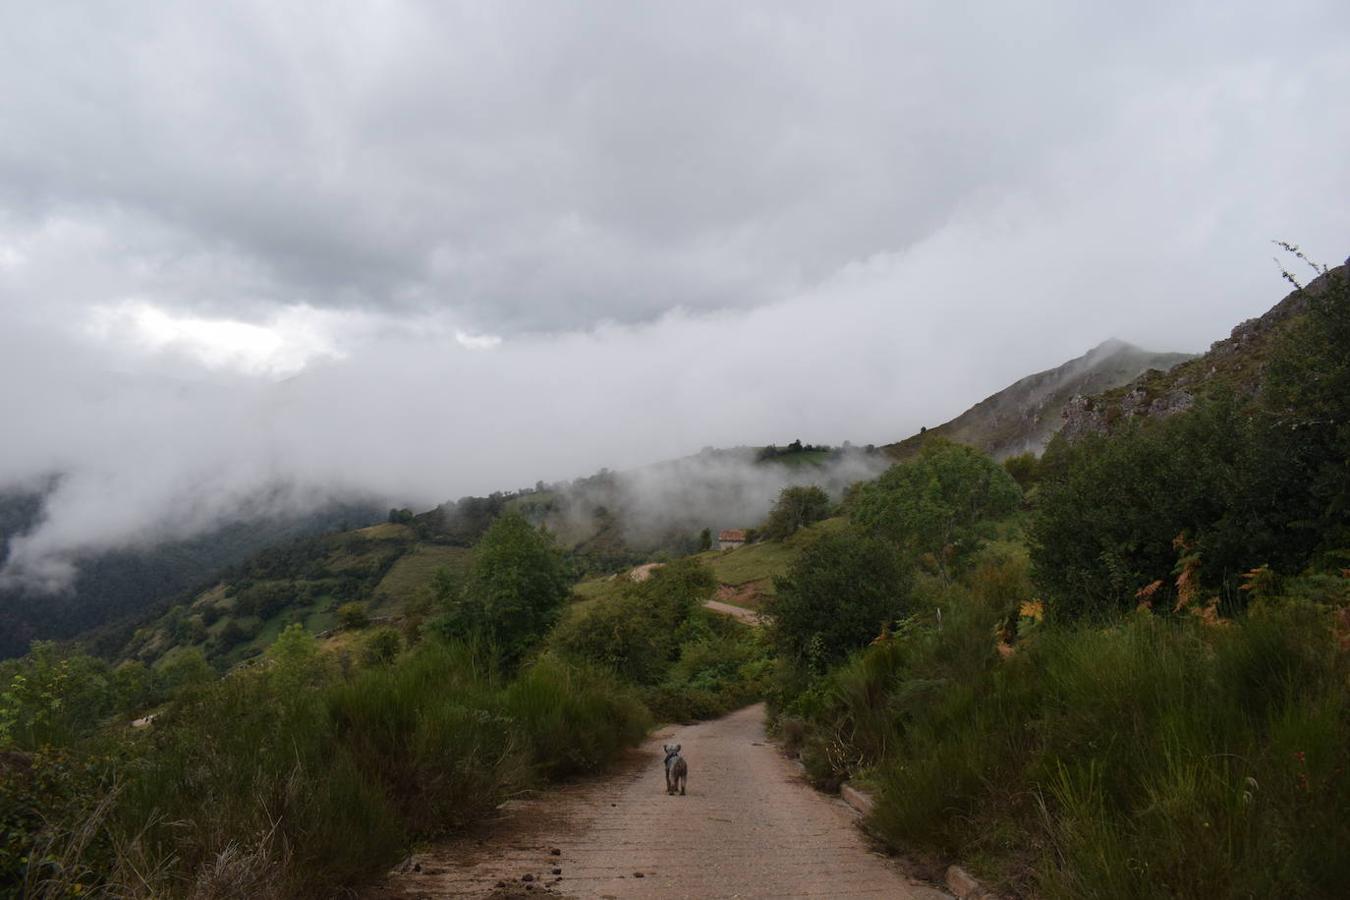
xmin=7 ymin=636 xmax=650 ymax=897
xmin=777 ymin=556 xmax=1350 ymax=898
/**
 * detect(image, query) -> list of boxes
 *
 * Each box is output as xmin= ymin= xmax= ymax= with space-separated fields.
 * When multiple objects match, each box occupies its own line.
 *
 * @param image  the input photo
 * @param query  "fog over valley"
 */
xmin=2 ymin=1 xmax=1347 ymax=588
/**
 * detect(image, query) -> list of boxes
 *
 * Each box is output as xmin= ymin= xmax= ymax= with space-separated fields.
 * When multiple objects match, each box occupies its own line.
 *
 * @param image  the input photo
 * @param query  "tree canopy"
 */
xmin=431 ymin=512 xmax=570 ymax=663
xmin=760 ymin=485 xmax=832 ymax=541
xmin=767 ymin=528 xmax=911 ymax=672
xmin=850 ymin=439 xmax=1021 ymax=577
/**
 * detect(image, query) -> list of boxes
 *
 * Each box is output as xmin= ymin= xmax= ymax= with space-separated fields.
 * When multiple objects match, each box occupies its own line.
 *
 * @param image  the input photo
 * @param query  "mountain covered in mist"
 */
xmin=1060 ymin=263 xmax=1348 ymax=442
xmin=884 ymin=340 xmax=1194 ymax=460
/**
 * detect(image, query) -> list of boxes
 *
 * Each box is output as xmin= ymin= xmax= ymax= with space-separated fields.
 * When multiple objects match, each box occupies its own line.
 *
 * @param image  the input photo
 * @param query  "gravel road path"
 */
xmin=367 ymin=703 xmax=947 ymax=899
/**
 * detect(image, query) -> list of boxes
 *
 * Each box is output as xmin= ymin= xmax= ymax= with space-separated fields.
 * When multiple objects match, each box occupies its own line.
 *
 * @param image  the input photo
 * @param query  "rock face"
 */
xmin=1059 ymin=264 xmax=1345 ymax=443
xmin=885 ymin=340 xmax=1193 ymax=461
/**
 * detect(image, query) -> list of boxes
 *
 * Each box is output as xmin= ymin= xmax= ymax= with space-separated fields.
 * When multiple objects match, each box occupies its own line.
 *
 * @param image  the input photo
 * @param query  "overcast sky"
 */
xmin=1 ymin=1 xmax=1347 ymax=586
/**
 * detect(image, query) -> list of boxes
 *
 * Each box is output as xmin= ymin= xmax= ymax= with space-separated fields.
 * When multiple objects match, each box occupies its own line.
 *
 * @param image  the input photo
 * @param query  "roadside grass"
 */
xmin=7 ymin=635 xmax=650 ymax=898
xmin=776 ymin=554 xmax=1350 ymax=899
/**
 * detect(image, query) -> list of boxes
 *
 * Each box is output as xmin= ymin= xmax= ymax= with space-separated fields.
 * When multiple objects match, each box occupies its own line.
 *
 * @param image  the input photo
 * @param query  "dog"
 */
xmin=663 ymin=744 xmax=687 ymax=796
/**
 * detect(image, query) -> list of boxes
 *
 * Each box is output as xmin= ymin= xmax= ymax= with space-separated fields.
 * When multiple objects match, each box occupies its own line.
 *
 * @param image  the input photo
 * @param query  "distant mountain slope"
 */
xmin=1060 ymin=263 xmax=1347 ymax=442
xmin=0 ymin=493 xmax=383 ymax=659
xmin=884 ymin=340 xmax=1193 ymax=460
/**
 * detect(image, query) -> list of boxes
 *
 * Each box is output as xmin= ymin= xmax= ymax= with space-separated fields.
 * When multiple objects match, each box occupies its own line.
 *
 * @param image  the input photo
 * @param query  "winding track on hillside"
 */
xmin=366 ymin=703 xmax=949 ymax=899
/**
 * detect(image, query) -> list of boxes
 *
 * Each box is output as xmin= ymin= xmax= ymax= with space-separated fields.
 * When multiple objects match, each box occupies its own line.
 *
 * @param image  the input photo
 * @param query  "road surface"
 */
xmin=366 ymin=703 xmax=948 ymax=899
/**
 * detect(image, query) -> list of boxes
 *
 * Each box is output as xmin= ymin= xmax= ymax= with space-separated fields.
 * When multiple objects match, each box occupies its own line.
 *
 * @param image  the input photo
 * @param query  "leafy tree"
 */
xmin=432 ymin=512 xmax=570 ymax=664
xmin=767 ymin=529 xmax=911 ymax=672
xmin=155 ymin=646 xmax=214 ymax=695
xmin=0 ymin=643 xmax=115 ymax=748
xmin=214 ymin=616 xmax=258 ymax=650
xmin=699 ymin=527 xmax=713 ymax=552
xmin=552 ymin=559 xmax=715 ymax=684
xmin=760 ymin=485 xmax=831 ymax=540
xmin=337 ymin=601 xmax=370 ymax=630
xmin=851 ymin=440 xmax=1021 ymax=578
xmin=266 ymin=623 xmax=328 ymax=696
xmin=552 ymin=592 xmax=675 ymax=684
xmin=234 ymin=581 xmax=294 ymax=619
xmin=1030 ymin=265 xmax=1350 ymax=619
xmin=112 ymin=659 xmax=157 ymax=713
xmin=361 ymin=627 xmax=402 ymax=667
xmin=1002 ymin=452 xmax=1041 ymax=489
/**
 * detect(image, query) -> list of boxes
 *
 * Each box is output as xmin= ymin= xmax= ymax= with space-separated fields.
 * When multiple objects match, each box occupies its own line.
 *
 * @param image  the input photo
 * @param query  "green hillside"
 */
xmin=118 ymin=523 xmax=471 ymax=669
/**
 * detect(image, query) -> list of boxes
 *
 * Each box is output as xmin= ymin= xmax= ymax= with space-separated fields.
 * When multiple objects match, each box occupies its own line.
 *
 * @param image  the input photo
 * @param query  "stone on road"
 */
xmin=368 ymin=703 xmax=944 ymax=899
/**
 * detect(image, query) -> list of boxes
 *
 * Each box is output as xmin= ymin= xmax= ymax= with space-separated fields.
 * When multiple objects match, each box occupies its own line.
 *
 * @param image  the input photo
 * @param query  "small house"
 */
xmin=718 ymin=529 xmax=747 ymax=550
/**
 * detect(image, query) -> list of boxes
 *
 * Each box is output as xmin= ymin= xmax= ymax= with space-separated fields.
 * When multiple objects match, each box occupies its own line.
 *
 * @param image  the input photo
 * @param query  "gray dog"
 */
xmin=663 ymin=744 xmax=687 ymax=795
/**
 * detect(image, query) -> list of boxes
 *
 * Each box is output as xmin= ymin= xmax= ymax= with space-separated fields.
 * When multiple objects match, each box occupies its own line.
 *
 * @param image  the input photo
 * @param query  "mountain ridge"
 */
xmin=883 ymin=339 xmax=1194 ymax=460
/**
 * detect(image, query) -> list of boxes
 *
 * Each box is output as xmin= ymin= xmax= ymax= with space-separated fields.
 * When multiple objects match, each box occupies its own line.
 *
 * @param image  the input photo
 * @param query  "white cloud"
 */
xmin=85 ymin=301 xmax=345 ymax=376
xmin=0 ymin=0 xmax=1347 ymax=587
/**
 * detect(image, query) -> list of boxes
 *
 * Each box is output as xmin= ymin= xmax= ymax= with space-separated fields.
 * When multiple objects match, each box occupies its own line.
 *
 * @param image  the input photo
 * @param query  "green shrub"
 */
xmin=851 ymin=439 xmax=1021 ymax=578
xmin=780 ymin=570 xmax=1350 ymax=898
xmin=361 ymin=626 xmax=403 ymax=666
xmin=767 ymin=527 xmax=911 ymax=673
xmin=431 ymin=512 xmax=570 ymax=664
xmin=3 ymin=635 xmax=651 ymax=897
xmin=336 ymin=601 xmax=370 ymax=630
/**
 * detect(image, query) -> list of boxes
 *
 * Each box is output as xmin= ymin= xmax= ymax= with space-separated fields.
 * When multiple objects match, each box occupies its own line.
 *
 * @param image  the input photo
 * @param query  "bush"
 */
xmin=852 ymin=439 xmax=1021 ymax=578
xmin=551 ymin=559 xmax=716 ymax=685
xmin=551 ymin=591 xmax=675 ymax=684
xmin=776 ymin=563 xmax=1350 ymax=899
xmin=4 ymin=636 xmax=651 ymax=897
xmin=1031 ymin=268 xmax=1350 ymax=621
xmin=432 ymin=513 xmax=570 ymax=664
xmin=337 ymin=601 xmax=370 ymax=630
xmin=767 ymin=528 xmax=911 ymax=673
xmin=361 ymin=627 xmax=402 ymax=667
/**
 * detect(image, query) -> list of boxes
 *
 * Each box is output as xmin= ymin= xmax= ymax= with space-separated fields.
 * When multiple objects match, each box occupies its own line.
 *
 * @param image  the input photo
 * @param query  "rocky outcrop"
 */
xmin=1059 ymin=264 xmax=1345 ymax=442
xmin=885 ymin=341 xmax=1193 ymax=461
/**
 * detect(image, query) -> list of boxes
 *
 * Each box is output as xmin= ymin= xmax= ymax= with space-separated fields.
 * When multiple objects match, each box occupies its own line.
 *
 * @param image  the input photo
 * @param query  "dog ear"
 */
xmin=663 ymin=745 xmax=670 ymax=752
xmin=674 ymin=744 xmax=681 ymax=752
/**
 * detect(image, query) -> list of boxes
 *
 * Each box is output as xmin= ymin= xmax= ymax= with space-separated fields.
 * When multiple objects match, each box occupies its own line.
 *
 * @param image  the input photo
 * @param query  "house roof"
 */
xmin=718 ymin=529 xmax=746 ymax=542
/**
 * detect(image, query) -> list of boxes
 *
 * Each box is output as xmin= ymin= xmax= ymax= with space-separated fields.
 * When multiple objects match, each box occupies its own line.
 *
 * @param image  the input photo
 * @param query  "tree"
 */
xmin=1030 ymin=267 xmax=1350 ymax=621
xmin=433 ymin=512 xmax=570 ymax=664
xmin=362 ymin=627 xmax=402 ymax=667
xmin=767 ymin=529 xmax=911 ymax=672
xmin=760 ymin=485 xmax=831 ymax=540
xmin=156 ymin=646 xmax=214 ymax=695
xmin=552 ymin=558 xmax=715 ymax=683
xmin=851 ymin=439 xmax=1021 ymax=578
xmin=1002 ymin=452 xmax=1040 ymax=489
xmin=337 ymin=601 xmax=370 ymax=630
xmin=699 ymin=527 xmax=713 ymax=552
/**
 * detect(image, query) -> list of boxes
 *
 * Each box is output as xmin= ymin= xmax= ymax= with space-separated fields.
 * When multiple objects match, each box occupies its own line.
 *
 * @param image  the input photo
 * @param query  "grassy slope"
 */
xmin=120 ymin=522 xmax=476 ymax=668
xmin=567 ymin=516 xmax=848 ymax=611
xmin=373 ymin=543 xmax=472 ymax=608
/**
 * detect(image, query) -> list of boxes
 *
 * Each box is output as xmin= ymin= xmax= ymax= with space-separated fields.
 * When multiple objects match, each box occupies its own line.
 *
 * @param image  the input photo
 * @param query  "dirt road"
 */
xmin=369 ymin=703 xmax=947 ymax=899
xmin=703 ymin=599 xmax=766 ymax=626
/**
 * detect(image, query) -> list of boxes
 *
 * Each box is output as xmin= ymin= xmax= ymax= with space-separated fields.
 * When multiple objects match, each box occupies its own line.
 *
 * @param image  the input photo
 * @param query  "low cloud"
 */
xmin=1 ymin=1 xmax=1347 ymax=588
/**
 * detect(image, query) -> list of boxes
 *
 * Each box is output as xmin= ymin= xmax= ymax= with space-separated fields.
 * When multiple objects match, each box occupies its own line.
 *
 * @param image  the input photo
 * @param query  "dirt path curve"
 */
xmin=367 ymin=703 xmax=948 ymax=900
xmin=703 ymin=599 xmax=766 ymax=626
